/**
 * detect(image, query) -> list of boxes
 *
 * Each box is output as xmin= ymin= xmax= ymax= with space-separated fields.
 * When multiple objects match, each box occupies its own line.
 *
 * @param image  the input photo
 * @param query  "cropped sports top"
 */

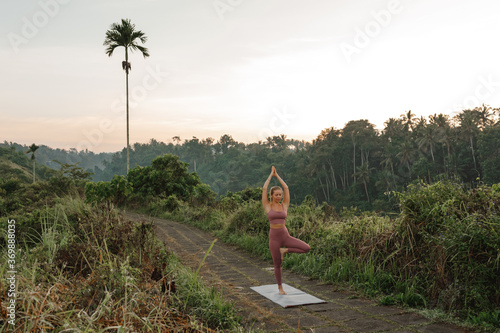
xmin=267 ymin=204 xmax=287 ymax=224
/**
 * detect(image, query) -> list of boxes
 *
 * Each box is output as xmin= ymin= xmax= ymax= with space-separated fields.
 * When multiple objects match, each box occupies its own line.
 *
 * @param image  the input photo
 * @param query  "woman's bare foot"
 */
xmin=280 ymin=247 xmax=288 ymax=261
xmin=278 ymin=286 xmax=287 ymax=295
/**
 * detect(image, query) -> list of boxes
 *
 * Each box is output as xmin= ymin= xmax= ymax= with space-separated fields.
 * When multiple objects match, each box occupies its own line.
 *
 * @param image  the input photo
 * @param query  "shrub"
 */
xmin=127 ymin=154 xmax=201 ymax=200
xmin=395 ymin=180 xmax=500 ymax=319
xmin=85 ymin=175 xmax=132 ymax=207
xmin=225 ymin=201 xmax=267 ymax=236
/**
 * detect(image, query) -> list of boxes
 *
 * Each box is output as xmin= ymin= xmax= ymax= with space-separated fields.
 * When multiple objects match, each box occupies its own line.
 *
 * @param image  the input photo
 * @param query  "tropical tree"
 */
xmin=478 ymin=125 xmax=500 ymax=183
xmin=416 ymin=122 xmax=438 ymax=163
xmin=400 ymin=110 xmax=416 ymax=136
xmin=455 ymin=110 xmax=481 ymax=175
xmin=172 ymin=136 xmax=181 ymax=145
xmin=477 ymin=104 xmax=494 ymax=130
xmin=382 ymin=118 xmax=405 ymax=144
xmin=24 ymin=143 xmax=39 ymax=183
xmin=354 ymin=163 xmax=373 ymax=202
xmin=342 ymin=120 xmax=378 ymax=184
xmin=380 ymin=145 xmax=397 ymax=183
xmin=429 ymin=113 xmax=454 ymax=174
xmin=396 ymin=141 xmax=415 ymax=177
xmin=104 ymin=18 xmax=150 ymax=174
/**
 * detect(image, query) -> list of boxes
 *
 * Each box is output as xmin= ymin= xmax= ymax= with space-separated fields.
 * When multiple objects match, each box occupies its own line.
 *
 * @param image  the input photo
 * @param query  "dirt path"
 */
xmin=127 ymin=212 xmax=472 ymax=333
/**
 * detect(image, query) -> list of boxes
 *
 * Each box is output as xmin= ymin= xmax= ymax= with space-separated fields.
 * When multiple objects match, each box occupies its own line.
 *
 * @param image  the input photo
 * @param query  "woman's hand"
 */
xmin=271 ymin=166 xmax=277 ymax=177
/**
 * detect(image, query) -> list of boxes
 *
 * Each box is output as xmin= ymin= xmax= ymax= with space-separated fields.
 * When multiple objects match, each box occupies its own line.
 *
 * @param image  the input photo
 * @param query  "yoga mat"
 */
xmin=250 ymin=283 xmax=327 ymax=308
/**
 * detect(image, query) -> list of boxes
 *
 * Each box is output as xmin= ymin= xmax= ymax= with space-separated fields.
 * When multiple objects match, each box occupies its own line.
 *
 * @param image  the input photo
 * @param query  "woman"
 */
xmin=262 ymin=166 xmax=310 ymax=295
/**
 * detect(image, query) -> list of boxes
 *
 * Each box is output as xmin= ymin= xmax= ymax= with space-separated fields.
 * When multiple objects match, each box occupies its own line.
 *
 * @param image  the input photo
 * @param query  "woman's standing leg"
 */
xmin=269 ymin=229 xmax=283 ymax=286
xmin=269 ymin=228 xmax=290 ymax=294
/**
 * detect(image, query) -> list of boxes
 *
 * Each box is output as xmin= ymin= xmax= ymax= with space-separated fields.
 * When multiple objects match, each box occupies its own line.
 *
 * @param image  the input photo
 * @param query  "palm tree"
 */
xmin=104 ymin=18 xmax=150 ymax=174
xmin=400 ymin=110 xmax=416 ymax=135
xmin=354 ymin=163 xmax=373 ymax=202
xmin=430 ymin=113 xmax=453 ymax=172
xmin=396 ymin=141 xmax=415 ymax=177
xmin=380 ymin=148 xmax=396 ymax=178
xmin=382 ymin=118 xmax=404 ymax=143
xmin=416 ymin=123 xmax=437 ymax=163
xmin=477 ymin=104 xmax=493 ymax=130
xmin=455 ymin=110 xmax=480 ymax=173
xmin=25 ymin=143 xmax=39 ymax=183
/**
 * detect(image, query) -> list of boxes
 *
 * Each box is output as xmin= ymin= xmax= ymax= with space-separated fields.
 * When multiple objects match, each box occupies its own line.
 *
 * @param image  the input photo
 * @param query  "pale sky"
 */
xmin=2 ymin=0 xmax=500 ymax=152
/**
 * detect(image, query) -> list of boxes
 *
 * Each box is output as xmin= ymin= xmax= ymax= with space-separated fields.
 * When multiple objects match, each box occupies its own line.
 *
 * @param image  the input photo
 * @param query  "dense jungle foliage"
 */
xmin=4 ymin=106 xmax=500 ymax=212
xmin=0 ymin=148 xmax=242 ymax=331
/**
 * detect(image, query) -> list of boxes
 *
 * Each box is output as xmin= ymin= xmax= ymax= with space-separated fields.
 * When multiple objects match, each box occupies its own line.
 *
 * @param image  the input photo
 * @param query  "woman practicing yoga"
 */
xmin=262 ymin=166 xmax=310 ymax=295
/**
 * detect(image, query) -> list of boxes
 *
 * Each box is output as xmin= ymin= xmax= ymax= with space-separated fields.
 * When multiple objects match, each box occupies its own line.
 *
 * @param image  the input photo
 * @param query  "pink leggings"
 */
xmin=269 ymin=226 xmax=310 ymax=285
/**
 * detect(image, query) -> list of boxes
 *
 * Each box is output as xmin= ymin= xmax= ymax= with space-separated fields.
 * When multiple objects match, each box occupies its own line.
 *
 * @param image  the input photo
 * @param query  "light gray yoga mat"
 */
xmin=250 ymin=283 xmax=327 ymax=308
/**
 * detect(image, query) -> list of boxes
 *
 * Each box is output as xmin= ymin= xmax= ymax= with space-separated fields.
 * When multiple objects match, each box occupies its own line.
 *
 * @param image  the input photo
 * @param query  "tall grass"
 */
xmin=0 ymin=196 xmax=242 ymax=332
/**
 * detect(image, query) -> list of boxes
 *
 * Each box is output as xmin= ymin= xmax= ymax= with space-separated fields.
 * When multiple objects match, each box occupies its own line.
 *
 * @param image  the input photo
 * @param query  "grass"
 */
xmin=0 ymin=196 xmax=243 ymax=332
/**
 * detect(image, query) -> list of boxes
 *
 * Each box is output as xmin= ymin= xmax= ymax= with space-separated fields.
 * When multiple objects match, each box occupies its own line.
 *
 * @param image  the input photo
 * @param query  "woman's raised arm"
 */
xmin=262 ymin=167 xmax=274 ymax=209
xmin=274 ymin=169 xmax=290 ymax=208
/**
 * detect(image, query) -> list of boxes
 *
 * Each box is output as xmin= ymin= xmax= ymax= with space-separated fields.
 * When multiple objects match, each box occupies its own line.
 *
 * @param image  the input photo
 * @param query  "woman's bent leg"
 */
xmin=283 ymin=228 xmax=310 ymax=254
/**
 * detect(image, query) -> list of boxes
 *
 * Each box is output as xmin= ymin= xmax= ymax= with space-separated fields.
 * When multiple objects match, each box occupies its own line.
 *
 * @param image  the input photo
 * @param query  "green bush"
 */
xmin=85 ymin=175 xmax=132 ymax=207
xmin=127 ymin=154 xmax=201 ymax=200
xmin=149 ymin=194 xmax=182 ymax=214
xmin=225 ymin=200 xmax=268 ymax=236
xmin=192 ymin=183 xmax=217 ymax=206
xmin=395 ymin=180 xmax=500 ymax=321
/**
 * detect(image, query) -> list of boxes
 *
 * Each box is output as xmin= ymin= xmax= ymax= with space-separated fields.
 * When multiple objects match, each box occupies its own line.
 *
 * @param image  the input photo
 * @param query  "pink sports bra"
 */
xmin=267 ymin=204 xmax=287 ymax=224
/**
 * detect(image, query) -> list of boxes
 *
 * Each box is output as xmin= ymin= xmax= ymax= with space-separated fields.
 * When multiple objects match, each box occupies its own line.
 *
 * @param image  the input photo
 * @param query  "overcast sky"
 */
xmin=2 ymin=0 xmax=500 ymax=152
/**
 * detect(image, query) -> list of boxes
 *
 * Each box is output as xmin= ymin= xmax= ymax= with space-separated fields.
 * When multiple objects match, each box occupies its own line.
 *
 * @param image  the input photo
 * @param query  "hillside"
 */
xmin=0 ymin=141 xmax=114 ymax=176
xmin=0 ymin=146 xmax=56 ymax=183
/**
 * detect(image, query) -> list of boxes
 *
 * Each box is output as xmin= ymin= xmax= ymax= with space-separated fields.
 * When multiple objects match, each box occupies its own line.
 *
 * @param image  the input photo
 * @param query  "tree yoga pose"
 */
xmin=262 ymin=166 xmax=310 ymax=295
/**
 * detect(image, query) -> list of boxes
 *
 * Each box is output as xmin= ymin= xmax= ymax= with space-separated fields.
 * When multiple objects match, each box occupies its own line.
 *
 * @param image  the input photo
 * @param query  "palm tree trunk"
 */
xmin=126 ymin=48 xmax=130 ymax=174
xmin=329 ymin=163 xmax=337 ymax=189
xmin=364 ymin=181 xmax=369 ymax=202
xmin=33 ymin=159 xmax=36 ymax=183
xmin=319 ymin=177 xmax=328 ymax=202
xmin=352 ymin=140 xmax=356 ymax=184
xmin=470 ymin=135 xmax=477 ymax=171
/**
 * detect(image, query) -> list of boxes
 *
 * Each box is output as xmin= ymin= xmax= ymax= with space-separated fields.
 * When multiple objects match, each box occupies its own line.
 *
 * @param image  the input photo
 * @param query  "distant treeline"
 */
xmin=5 ymin=105 xmax=500 ymax=210
xmin=1 ymin=142 xmax=113 ymax=174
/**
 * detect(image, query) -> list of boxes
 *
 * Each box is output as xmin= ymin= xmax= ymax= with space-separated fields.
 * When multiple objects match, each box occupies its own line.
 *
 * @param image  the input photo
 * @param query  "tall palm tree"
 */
xmin=354 ymin=163 xmax=373 ymax=202
xmin=396 ymin=141 xmax=415 ymax=177
xmin=430 ymin=113 xmax=453 ymax=173
xmin=416 ymin=124 xmax=437 ymax=163
xmin=455 ymin=110 xmax=480 ymax=175
xmin=400 ymin=110 xmax=416 ymax=134
xmin=477 ymin=104 xmax=493 ymax=130
xmin=25 ymin=143 xmax=39 ymax=183
xmin=104 ymin=18 xmax=149 ymax=174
